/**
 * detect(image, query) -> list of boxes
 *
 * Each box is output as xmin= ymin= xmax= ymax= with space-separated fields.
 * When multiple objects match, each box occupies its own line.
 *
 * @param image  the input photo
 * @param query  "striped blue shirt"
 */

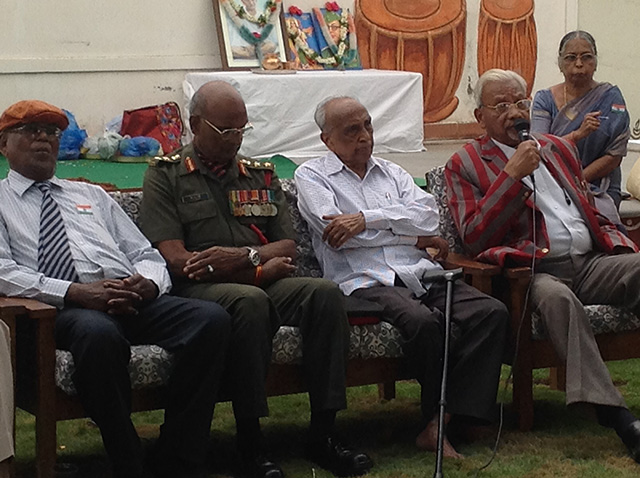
xmin=0 ymin=170 xmax=171 ymax=308
xmin=295 ymin=153 xmax=442 ymax=297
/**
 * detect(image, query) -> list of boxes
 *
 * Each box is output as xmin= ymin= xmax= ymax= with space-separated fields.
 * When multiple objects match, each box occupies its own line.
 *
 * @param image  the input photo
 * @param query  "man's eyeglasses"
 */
xmin=562 ymin=53 xmax=596 ymax=64
xmin=8 ymin=123 xmax=63 ymax=139
xmin=202 ymin=118 xmax=253 ymax=140
xmin=481 ymin=99 xmax=532 ymax=116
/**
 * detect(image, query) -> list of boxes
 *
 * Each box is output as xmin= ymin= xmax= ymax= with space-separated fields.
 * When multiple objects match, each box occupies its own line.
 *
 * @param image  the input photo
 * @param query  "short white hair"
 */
xmin=314 ymin=96 xmax=361 ymax=132
xmin=474 ymin=69 xmax=528 ymax=108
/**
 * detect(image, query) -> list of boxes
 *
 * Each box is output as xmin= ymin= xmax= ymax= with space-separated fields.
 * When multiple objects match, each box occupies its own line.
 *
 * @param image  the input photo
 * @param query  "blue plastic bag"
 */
xmin=58 ymin=110 xmax=88 ymax=160
xmin=119 ymin=136 xmax=161 ymax=157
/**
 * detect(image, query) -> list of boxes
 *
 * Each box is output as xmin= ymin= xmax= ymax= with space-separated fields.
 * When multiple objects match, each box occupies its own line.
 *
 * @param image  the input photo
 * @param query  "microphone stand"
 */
xmin=422 ymin=267 xmax=464 ymax=478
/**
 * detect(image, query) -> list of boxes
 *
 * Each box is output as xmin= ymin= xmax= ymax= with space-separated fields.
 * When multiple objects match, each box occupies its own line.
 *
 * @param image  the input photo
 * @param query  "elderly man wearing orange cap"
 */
xmin=0 ymin=99 xmax=235 ymax=478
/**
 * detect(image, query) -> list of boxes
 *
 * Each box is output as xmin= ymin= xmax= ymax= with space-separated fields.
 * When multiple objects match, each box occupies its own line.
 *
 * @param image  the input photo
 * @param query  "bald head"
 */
xmin=190 ymin=81 xmax=246 ymax=118
xmin=315 ymin=96 xmax=365 ymax=135
xmin=190 ymin=81 xmax=249 ymax=165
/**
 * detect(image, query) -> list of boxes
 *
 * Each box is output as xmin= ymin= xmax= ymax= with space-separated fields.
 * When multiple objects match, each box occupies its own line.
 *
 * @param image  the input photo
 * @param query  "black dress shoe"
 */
xmin=237 ymin=452 xmax=284 ymax=478
xmin=620 ymin=419 xmax=640 ymax=463
xmin=306 ymin=436 xmax=373 ymax=477
xmin=147 ymin=460 xmax=206 ymax=478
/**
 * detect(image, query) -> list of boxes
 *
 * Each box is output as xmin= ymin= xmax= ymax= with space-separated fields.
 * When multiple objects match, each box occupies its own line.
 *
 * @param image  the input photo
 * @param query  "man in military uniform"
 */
xmin=140 ymin=81 xmax=372 ymax=478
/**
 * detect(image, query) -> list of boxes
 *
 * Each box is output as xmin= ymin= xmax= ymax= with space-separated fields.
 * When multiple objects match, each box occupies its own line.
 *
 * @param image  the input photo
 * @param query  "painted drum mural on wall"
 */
xmin=355 ymin=0 xmax=466 ymax=123
xmin=478 ymin=0 xmax=537 ymax=96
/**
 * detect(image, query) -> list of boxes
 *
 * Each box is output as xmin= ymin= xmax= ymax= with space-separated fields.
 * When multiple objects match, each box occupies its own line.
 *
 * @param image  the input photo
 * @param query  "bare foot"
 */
xmin=416 ymin=415 xmax=464 ymax=459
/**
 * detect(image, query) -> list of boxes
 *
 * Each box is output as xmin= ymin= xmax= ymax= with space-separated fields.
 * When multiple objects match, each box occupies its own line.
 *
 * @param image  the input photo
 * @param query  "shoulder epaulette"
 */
xmin=239 ymin=158 xmax=275 ymax=172
xmin=148 ymin=153 xmax=182 ymax=167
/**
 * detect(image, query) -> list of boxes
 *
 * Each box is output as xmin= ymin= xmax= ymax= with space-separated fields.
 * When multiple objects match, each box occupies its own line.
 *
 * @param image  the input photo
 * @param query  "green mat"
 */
xmin=0 ymin=154 xmax=298 ymax=189
xmin=0 ymin=153 xmax=426 ymax=188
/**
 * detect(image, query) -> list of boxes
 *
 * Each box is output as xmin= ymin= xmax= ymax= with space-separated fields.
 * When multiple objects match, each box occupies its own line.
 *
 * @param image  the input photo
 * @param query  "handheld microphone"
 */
xmin=513 ymin=118 xmax=539 ymax=184
xmin=514 ymin=118 xmax=532 ymax=142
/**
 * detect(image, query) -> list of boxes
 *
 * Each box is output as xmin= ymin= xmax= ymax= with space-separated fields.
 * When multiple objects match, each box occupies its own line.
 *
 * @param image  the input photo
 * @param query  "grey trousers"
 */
xmin=175 ymin=277 xmax=350 ymax=416
xmin=0 ymin=321 xmax=13 ymax=462
xmin=531 ymin=251 xmax=640 ymax=407
xmin=352 ymin=280 xmax=509 ymax=422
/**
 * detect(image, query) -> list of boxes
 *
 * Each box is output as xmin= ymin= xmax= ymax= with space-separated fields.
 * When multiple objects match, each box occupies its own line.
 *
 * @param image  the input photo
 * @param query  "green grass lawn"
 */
xmin=14 ymin=360 xmax=640 ymax=477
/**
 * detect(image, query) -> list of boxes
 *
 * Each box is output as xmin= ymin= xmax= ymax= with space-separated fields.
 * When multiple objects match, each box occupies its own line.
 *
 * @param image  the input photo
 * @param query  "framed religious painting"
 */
xmin=212 ymin=0 xmax=288 ymax=70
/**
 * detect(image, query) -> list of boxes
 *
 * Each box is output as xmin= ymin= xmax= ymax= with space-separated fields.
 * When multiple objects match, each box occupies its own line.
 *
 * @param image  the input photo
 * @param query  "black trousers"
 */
xmin=54 ymin=295 xmax=231 ymax=477
xmin=352 ymin=280 xmax=509 ymax=423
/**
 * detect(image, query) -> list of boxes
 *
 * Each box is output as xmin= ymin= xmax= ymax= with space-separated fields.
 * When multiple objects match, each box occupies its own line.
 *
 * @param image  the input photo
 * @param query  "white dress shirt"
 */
xmin=0 ymin=170 xmax=171 ymax=308
xmin=295 ymin=152 xmax=442 ymax=297
xmin=494 ymin=140 xmax=593 ymax=257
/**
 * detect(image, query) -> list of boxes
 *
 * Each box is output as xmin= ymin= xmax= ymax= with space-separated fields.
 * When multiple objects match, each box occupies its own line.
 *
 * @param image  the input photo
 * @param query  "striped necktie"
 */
xmin=36 ymin=182 xmax=79 ymax=282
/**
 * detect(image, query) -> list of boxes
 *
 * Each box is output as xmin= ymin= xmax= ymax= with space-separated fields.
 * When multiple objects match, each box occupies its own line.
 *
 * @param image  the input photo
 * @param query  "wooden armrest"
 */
xmin=441 ymin=252 xmax=501 ymax=295
xmin=443 ymin=252 xmax=502 ymax=276
xmin=504 ymin=266 xmax=532 ymax=280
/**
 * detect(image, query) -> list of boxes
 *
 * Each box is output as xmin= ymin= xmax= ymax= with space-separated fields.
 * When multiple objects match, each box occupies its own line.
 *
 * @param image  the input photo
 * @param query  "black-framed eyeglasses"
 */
xmin=562 ymin=53 xmax=596 ymax=64
xmin=481 ymin=99 xmax=532 ymax=116
xmin=202 ymin=118 xmax=253 ymax=140
xmin=8 ymin=123 xmax=63 ymax=139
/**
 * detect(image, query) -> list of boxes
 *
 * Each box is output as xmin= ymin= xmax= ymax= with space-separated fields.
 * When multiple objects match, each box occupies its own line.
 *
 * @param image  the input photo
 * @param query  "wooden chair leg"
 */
xmin=34 ymin=308 xmax=58 ymax=478
xmin=35 ymin=418 xmax=56 ymax=478
xmin=549 ymin=366 xmax=566 ymax=391
xmin=512 ymin=362 xmax=534 ymax=431
xmin=377 ymin=381 xmax=396 ymax=401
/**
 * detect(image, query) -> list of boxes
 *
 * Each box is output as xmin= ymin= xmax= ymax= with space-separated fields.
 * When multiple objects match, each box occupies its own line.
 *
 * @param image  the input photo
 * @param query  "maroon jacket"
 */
xmin=445 ymin=134 xmax=638 ymax=266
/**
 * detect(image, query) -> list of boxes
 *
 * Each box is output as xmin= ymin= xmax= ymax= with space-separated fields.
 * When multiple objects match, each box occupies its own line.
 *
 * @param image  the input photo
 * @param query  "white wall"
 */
xmin=0 ymin=0 xmax=221 ymax=133
xmin=1 ymin=0 xmax=615 ymax=136
xmin=577 ymin=0 xmax=640 ymax=136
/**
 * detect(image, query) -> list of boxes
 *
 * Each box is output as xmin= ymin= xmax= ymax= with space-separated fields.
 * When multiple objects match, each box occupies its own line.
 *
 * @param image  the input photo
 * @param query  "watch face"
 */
xmin=248 ymin=247 xmax=261 ymax=266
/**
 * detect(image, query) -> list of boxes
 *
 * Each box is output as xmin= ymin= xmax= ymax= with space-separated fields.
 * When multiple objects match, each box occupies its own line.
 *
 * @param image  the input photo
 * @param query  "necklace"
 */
xmin=220 ymin=0 xmax=281 ymax=62
xmin=224 ymin=0 xmax=280 ymax=27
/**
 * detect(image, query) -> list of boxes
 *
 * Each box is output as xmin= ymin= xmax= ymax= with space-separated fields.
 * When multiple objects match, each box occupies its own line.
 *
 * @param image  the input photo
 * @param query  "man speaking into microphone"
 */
xmin=445 ymin=68 xmax=640 ymax=463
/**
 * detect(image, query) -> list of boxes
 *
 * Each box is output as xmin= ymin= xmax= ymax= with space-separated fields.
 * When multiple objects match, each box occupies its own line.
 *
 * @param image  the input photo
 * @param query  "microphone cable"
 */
xmin=471 ymin=149 xmax=539 ymax=477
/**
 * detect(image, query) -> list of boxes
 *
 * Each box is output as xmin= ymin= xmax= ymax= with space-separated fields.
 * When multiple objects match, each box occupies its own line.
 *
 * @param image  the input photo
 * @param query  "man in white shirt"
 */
xmin=0 ymin=321 xmax=13 ymax=478
xmin=295 ymin=96 xmax=509 ymax=458
xmin=0 ymin=100 xmax=233 ymax=478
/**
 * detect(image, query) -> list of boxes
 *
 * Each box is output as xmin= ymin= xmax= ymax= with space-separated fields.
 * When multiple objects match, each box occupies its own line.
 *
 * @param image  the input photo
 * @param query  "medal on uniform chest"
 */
xmin=229 ymin=188 xmax=278 ymax=217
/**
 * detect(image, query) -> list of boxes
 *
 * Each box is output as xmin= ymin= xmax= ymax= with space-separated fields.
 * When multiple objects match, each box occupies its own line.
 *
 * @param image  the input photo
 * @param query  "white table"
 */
xmin=183 ymin=69 xmax=424 ymax=159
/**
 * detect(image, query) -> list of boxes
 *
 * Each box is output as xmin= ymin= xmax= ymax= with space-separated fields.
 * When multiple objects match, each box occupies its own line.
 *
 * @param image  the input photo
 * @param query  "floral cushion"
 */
xmin=425 ymin=166 xmax=466 ymax=254
xmin=531 ymin=305 xmax=640 ymax=340
xmin=358 ymin=321 xmax=405 ymax=360
xmin=425 ymin=165 xmax=640 ymax=340
xmin=56 ymin=345 xmax=174 ymax=396
xmin=110 ymin=190 xmax=143 ymax=227
xmin=280 ymin=179 xmax=324 ymax=278
xmin=56 ymin=324 xmax=387 ymax=394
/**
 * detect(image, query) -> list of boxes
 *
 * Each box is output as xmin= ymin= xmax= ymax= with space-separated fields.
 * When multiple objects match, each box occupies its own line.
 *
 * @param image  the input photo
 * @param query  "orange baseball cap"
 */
xmin=0 ymin=100 xmax=69 ymax=132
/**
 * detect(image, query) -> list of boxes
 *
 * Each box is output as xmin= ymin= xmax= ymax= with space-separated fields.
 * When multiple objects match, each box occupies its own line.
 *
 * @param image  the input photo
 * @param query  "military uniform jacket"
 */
xmin=140 ymin=143 xmax=296 ymax=253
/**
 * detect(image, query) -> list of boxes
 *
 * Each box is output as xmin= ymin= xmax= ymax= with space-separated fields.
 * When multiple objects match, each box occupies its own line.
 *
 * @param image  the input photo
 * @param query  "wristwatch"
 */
xmin=246 ymin=247 xmax=261 ymax=267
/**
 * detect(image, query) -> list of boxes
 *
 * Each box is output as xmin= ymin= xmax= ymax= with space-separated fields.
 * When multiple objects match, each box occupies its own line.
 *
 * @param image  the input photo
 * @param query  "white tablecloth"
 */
xmin=183 ymin=69 xmax=424 ymax=159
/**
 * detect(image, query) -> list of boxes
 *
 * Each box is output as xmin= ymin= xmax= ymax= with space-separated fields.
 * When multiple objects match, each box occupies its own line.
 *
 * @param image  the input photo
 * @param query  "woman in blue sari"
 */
xmin=531 ymin=31 xmax=630 ymax=215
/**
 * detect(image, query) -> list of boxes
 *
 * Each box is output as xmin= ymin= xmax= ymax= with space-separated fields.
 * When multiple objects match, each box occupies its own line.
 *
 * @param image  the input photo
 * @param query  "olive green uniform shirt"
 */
xmin=140 ymin=144 xmax=349 ymax=415
xmin=140 ymin=143 xmax=295 ymax=252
